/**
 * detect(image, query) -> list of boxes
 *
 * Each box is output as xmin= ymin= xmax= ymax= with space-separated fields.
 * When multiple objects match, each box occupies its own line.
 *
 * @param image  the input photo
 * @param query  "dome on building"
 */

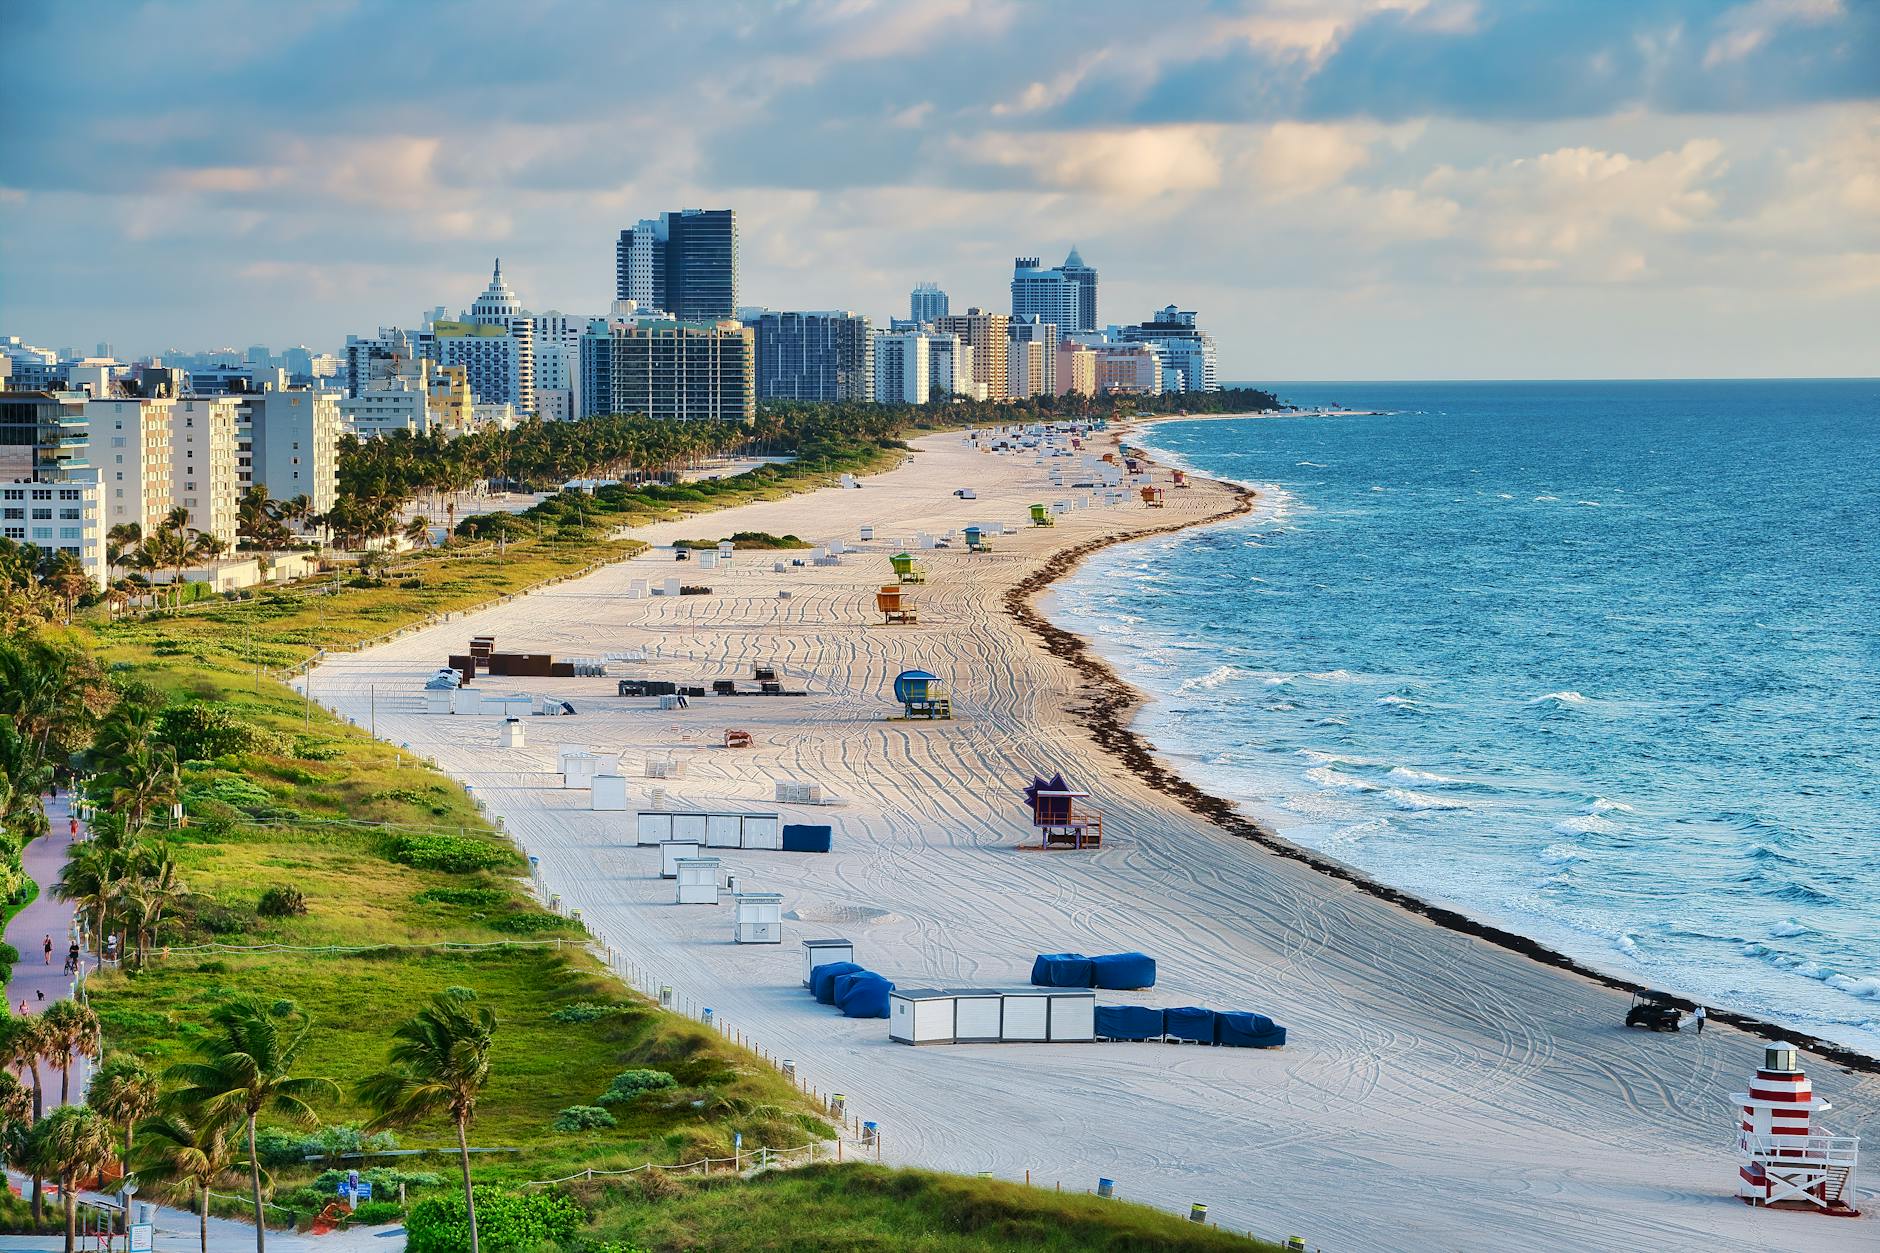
xmin=470 ymin=259 xmax=523 ymax=325
xmin=1064 ymin=245 xmax=1086 ymax=268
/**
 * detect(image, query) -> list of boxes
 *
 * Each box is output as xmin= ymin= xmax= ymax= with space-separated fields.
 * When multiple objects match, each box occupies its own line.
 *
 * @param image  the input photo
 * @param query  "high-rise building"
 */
xmin=616 ymin=218 xmax=668 ymax=310
xmin=665 ymin=209 xmax=738 ymax=321
xmin=580 ymin=312 xmax=755 ymax=423
xmin=431 ymin=260 xmax=537 ymax=413
xmin=531 ymin=311 xmax=588 ymax=421
xmin=1055 ymin=342 xmax=1097 ymax=397
xmin=84 ymin=397 xmax=175 ymax=534
xmin=0 ymin=389 xmax=88 ymax=480
xmin=1 ymin=474 xmax=105 ymax=589
xmin=748 ymin=311 xmax=873 ymax=403
xmin=1007 ymin=315 xmax=1059 ymax=398
xmin=170 ymin=397 xmax=240 ymax=545
xmin=1119 ymin=305 xmax=1219 ymax=393
xmin=934 ymin=309 xmax=1009 ymax=400
xmin=1011 ymin=248 xmax=1096 ymax=333
xmin=240 ymin=389 xmax=342 ymax=515
xmin=871 ymin=330 xmax=931 ymax=405
xmin=1071 ymin=338 xmax=1163 ymax=395
xmin=926 ymin=333 xmax=974 ymax=401
xmin=910 ymin=282 xmax=949 ymax=324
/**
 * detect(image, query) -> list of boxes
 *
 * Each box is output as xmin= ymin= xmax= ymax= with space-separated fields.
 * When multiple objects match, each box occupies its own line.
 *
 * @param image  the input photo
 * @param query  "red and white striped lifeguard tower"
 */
xmin=1732 ymin=1043 xmax=1861 ymax=1216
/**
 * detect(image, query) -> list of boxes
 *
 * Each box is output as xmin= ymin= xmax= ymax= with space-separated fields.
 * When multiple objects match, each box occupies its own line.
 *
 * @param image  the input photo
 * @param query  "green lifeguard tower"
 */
xmin=889 ymin=552 xmax=926 ymax=584
xmin=964 ymin=525 xmax=992 ymax=553
xmin=1029 ymin=503 xmax=1054 ymax=527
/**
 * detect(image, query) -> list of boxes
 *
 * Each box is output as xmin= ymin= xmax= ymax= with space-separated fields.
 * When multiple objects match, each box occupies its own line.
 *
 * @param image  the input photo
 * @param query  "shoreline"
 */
xmin=1031 ymin=421 xmax=1878 ymax=1076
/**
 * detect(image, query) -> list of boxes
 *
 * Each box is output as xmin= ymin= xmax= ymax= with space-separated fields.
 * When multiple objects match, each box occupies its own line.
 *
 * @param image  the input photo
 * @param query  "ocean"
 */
xmin=1047 ymin=379 xmax=1880 ymax=1055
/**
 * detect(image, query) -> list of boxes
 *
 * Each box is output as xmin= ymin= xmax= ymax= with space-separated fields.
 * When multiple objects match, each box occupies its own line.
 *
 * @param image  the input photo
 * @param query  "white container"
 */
xmin=498 ymin=718 xmax=524 ymax=748
xmin=705 ymin=814 xmax=741 ymax=848
xmin=859 ymin=525 xmax=874 ymax=541
xmin=450 ymin=686 xmax=482 ymax=715
xmin=629 ymin=578 xmax=648 ymax=597
xmin=674 ymin=857 xmax=721 ymax=905
xmin=743 ymin=814 xmax=782 ymax=850
xmin=424 ymin=689 xmax=452 ymax=715
xmin=671 ymin=812 xmax=709 ymax=843
xmin=801 ymin=938 xmax=853 ymax=987
xmin=954 ymin=992 xmax=1004 ymax=1043
xmin=1046 ymin=992 xmax=1096 ymax=1041
xmin=590 ymin=774 xmax=628 ymax=811
xmin=999 ymin=992 xmax=1050 ymax=1041
xmin=661 ymin=577 xmax=682 ymax=596
xmin=733 ymin=892 xmax=784 ymax=944
xmin=660 ymin=839 xmax=701 ymax=878
xmin=697 ymin=552 xmax=717 ymax=571
xmin=890 ymin=989 xmax=957 ymax=1045
xmin=560 ymin=751 xmax=599 ymax=789
xmin=637 ymin=812 xmax=673 ymax=845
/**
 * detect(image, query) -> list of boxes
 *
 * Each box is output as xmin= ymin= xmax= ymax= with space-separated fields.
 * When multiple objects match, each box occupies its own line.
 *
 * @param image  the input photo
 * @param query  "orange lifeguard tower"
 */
xmin=1171 ymin=469 xmax=1188 ymax=488
xmin=724 ymin=728 xmax=754 ymax=749
xmin=1022 ymin=772 xmax=1103 ymax=850
xmin=876 ymin=585 xmax=918 ymax=624
xmin=1140 ymin=486 xmax=1165 ymax=508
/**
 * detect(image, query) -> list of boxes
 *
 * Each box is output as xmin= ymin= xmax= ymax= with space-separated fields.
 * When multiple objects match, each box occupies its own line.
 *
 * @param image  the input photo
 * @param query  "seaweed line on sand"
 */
xmin=1006 ymin=462 xmax=1879 ymax=1078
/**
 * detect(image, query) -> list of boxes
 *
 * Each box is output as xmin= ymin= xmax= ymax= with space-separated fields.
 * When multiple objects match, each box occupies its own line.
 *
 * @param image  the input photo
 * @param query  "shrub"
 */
xmin=414 ymin=887 xmax=508 ymax=908
xmin=596 ymin=1070 xmax=677 ymax=1108
xmin=490 ymin=912 xmax=567 ymax=934
xmin=183 ymin=774 xmax=274 ymax=811
xmin=406 ymin=1188 xmax=583 ymax=1253
xmin=0 ymin=943 xmax=18 ymax=968
xmin=387 ymin=833 xmax=516 ymax=874
xmin=347 ymin=1199 xmax=404 ymax=1225
xmin=256 ymin=886 xmax=308 ymax=917
xmin=547 ymin=1002 xmax=619 ymax=1025
xmin=159 ymin=703 xmax=287 ymax=759
xmin=552 ymin=1105 xmax=617 ymax=1132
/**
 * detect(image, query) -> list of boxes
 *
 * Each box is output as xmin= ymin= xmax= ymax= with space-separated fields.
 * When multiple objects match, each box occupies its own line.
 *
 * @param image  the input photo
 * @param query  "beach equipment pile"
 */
xmin=1030 ymin=952 xmax=1157 ymax=990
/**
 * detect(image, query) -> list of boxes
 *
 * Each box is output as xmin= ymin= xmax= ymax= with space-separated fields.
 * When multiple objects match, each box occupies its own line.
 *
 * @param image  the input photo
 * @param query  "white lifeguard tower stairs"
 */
xmin=1731 ymin=1044 xmax=1861 ymax=1217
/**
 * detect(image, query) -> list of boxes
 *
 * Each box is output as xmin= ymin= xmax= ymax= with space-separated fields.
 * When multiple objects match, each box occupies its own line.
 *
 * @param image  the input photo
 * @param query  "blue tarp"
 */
xmin=1214 ymin=1012 xmax=1287 ymax=1048
xmin=782 ymin=823 xmax=833 ymax=853
xmin=1164 ymin=1006 xmax=1216 ymax=1043
xmin=810 ymin=961 xmax=863 ymax=1004
xmin=1094 ymin=1004 xmax=1165 ymax=1041
xmin=1089 ymin=952 xmax=1156 ymax=990
xmin=837 ymin=972 xmax=893 ymax=1019
xmin=1030 ymin=953 xmax=1094 ymax=987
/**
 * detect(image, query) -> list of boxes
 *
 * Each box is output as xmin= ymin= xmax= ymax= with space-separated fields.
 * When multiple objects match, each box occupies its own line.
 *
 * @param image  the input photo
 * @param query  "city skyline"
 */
xmin=3 ymin=1 xmax=1877 ymax=379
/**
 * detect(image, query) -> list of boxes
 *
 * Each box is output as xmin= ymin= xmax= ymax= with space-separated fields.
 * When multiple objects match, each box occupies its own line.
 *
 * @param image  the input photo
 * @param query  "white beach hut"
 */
xmin=450 ymin=686 xmax=482 ymax=716
xmin=590 ymin=774 xmax=629 ymax=811
xmin=674 ymin=857 xmax=721 ymax=905
xmin=498 ymin=718 xmax=525 ymax=748
xmin=954 ymin=990 xmax=1004 ymax=1043
xmin=801 ymin=938 xmax=854 ymax=987
xmin=697 ymin=551 xmax=717 ymax=571
xmin=659 ymin=840 xmax=702 ymax=879
xmin=733 ymin=892 xmax=784 ymax=944
xmin=717 ymin=540 xmax=735 ymax=562
xmin=999 ymin=990 xmax=1095 ymax=1042
xmin=559 ymin=749 xmax=600 ymax=789
xmin=859 ymin=525 xmax=874 ymax=541
xmin=889 ymin=989 xmax=957 ymax=1045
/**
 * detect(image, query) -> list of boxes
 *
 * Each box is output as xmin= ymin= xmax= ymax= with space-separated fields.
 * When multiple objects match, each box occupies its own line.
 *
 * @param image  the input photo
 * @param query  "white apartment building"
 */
xmin=1 ymin=471 xmax=106 ymax=589
xmin=241 ymin=389 xmax=341 ymax=515
xmin=532 ymin=310 xmax=586 ymax=421
xmin=871 ymin=330 xmax=931 ymax=405
xmin=85 ymin=397 xmax=175 ymax=533
xmin=340 ymin=377 xmax=429 ymax=438
xmin=925 ymin=332 xmax=974 ymax=401
xmin=171 ymin=397 xmax=240 ymax=544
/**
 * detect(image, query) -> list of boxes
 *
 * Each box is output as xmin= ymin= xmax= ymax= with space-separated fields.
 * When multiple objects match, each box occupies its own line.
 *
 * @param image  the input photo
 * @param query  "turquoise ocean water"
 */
xmin=1047 ymin=380 xmax=1880 ymax=1054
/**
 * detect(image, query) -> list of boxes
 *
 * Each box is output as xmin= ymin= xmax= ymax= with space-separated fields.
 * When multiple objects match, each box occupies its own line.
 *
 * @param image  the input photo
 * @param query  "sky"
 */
xmin=2 ymin=0 xmax=1877 ymax=381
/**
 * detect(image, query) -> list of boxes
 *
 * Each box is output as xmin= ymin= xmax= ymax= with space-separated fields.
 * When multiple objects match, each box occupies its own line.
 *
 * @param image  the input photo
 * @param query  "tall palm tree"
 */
xmin=129 ymin=1105 xmax=237 ymax=1253
xmin=164 ymin=998 xmax=337 ymax=1253
xmin=24 ymin=1104 xmax=118 ymax=1253
xmin=39 ymin=1000 xmax=102 ymax=1107
xmin=56 ymin=838 xmax=132 ymax=961
xmin=85 ymin=1052 xmax=159 ymax=1163
xmin=124 ymin=846 xmax=188 ymax=965
xmin=357 ymin=989 xmax=497 ymax=1253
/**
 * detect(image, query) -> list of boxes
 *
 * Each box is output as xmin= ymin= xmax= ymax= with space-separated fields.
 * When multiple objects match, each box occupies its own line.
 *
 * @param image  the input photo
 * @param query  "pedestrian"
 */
xmin=43 ymin=935 xmax=52 ymax=965
xmin=68 ymin=817 xmax=77 ymax=837
xmin=33 ymin=990 xmax=42 ymax=1003
xmin=1694 ymin=1005 xmax=1707 ymax=1034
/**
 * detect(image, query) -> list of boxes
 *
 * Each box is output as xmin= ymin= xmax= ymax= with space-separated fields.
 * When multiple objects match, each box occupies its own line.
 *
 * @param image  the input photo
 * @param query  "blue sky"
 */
xmin=2 ymin=0 xmax=1876 ymax=379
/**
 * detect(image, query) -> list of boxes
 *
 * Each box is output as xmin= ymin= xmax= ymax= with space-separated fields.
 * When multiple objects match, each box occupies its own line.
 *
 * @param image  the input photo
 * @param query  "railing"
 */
xmin=1737 ymin=1132 xmax=1860 ymax=1165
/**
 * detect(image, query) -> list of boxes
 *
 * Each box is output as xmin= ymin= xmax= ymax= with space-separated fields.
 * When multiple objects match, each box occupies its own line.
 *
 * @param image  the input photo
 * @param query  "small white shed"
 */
xmin=590 ymin=774 xmax=629 ymax=811
xmin=1000 ymin=990 xmax=1095 ymax=1042
xmin=560 ymin=750 xmax=600 ymax=789
xmin=889 ymin=989 xmax=957 ymax=1045
xmin=450 ymin=686 xmax=482 ymax=715
xmin=705 ymin=814 xmax=742 ymax=848
xmin=424 ymin=689 xmax=453 ymax=715
xmin=659 ymin=840 xmax=702 ymax=878
xmin=801 ymin=938 xmax=853 ymax=987
xmin=743 ymin=815 xmax=782 ymax=849
xmin=717 ymin=540 xmax=734 ymax=561
xmin=697 ymin=551 xmax=717 ymax=571
xmin=733 ymin=892 xmax=784 ymax=944
xmin=498 ymin=718 xmax=525 ymax=747
xmin=674 ymin=857 xmax=721 ymax=905
xmin=953 ymin=991 xmax=1004 ymax=1043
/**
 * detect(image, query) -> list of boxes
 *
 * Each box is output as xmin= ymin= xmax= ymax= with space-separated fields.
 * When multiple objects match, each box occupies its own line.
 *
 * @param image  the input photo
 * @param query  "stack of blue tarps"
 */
xmin=1163 ymin=1006 xmax=1216 ymax=1043
xmin=781 ymin=824 xmax=833 ymax=852
xmin=1094 ymin=1005 xmax=1165 ymax=1041
xmin=835 ymin=971 xmax=893 ymax=1019
xmin=810 ymin=961 xmax=863 ymax=1004
xmin=1213 ymin=1012 xmax=1287 ymax=1048
xmin=1089 ymin=952 xmax=1156 ymax=990
xmin=1030 ymin=953 xmax=1095 ymax=987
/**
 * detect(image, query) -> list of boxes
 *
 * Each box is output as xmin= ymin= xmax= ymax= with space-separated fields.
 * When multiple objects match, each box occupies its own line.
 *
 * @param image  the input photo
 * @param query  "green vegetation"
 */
xmin=568 ymin=1164 xmax=1278 ymax=1252
xmin=675 ymin=531 xmax=809 ymax=550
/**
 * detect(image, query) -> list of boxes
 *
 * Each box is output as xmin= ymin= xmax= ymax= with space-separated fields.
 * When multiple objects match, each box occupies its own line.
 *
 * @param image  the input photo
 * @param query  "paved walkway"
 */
xmin=4 ymin=793 xmax=95 ymax=1106
xmin=2 ymin=1172 xmax=405 ymax=1251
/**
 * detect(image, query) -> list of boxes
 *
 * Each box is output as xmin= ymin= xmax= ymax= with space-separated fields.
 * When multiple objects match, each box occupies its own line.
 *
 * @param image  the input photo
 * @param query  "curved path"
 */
xmin=4 ymin=793 xmax=95 ymax=1106
xmin=309 ymin=429 xmax=1877 ymax=1251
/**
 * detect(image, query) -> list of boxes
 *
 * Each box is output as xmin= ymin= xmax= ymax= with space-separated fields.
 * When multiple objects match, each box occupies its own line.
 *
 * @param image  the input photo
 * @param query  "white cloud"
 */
xmin=1704 ymin=0 xmax=1843 ymax=68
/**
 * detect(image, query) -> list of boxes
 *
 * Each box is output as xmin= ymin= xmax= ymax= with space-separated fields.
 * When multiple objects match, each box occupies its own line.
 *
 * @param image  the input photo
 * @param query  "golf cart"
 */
xmin=1625 ymin=990 xmax=1683 ymax=1032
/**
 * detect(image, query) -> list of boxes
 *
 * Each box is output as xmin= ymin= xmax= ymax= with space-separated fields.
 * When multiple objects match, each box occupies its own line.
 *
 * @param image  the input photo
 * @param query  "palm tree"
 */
xmin=42 ymin=556 xmax=92 ymax=624
xmin=357 ymin=989 xmax=497 ymax=1253
xmin=164 ymin=998 xmax=337 ymax=1253
xmin=105 ymin=523 xmax=142 ymax=573
xmin=40 ymin=1000 xmax=102 ymax=1107
xmin=24 ymin=1105 xmax=118 ymax=1253
xmin=56 ymin=838 xmax=131 ymax=961
xmin=124 ymin=846 xmax=188 ymax=964
xmin=86 ymin=1053 xmax=159 ymax=1163
xmin=130 ymin=1105 xmax=236 ymax=1253
xmin=403 ymin=515 xmax=432 ymax=548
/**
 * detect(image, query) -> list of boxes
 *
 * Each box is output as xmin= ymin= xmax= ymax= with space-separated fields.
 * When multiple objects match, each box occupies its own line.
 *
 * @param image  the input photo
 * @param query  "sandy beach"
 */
xmin=309 ymin=425 xmax=1876 ymax=1251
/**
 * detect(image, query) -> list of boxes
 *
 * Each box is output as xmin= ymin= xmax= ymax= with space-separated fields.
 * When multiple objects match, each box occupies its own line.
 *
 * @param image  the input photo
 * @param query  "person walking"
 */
xmin=1693 ymin=1005 xmax=1707 ymax=1034
xmin=42 ymin=935 xmax=52 ymax=965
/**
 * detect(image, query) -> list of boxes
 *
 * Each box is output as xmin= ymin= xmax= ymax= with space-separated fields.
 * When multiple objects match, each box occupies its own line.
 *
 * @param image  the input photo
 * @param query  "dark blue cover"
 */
xmin=1213 ymin=1012 xmax=1287 ymax=1048
xmin=1090 ymin=952 xmax=1156 ymax=990
xmin=782 ymin=823 xmax=833 ymax=852
xmin=1164 ymin=1006 xmax=1216 ymax=1043
xmin=836 ymin=973 xmax=893 ymax=1018
xmin=1094 ymin=1004 xmax=1165 ymax=1040
xmin=1030 ymin=953 xmax=1093 ymax=987
xmin=810 ymin=961 xmax=863 ymax=1004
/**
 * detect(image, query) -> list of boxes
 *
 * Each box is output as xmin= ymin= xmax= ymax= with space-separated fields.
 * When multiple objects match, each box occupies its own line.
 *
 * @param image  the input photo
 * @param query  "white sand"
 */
xmin=310 ymin=428 xmax=1877 ymax=1251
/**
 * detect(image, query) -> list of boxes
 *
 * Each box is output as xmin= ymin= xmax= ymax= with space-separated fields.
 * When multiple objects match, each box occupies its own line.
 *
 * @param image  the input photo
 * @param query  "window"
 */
xmin=30 ymin=508 xmax=51 ymax=520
